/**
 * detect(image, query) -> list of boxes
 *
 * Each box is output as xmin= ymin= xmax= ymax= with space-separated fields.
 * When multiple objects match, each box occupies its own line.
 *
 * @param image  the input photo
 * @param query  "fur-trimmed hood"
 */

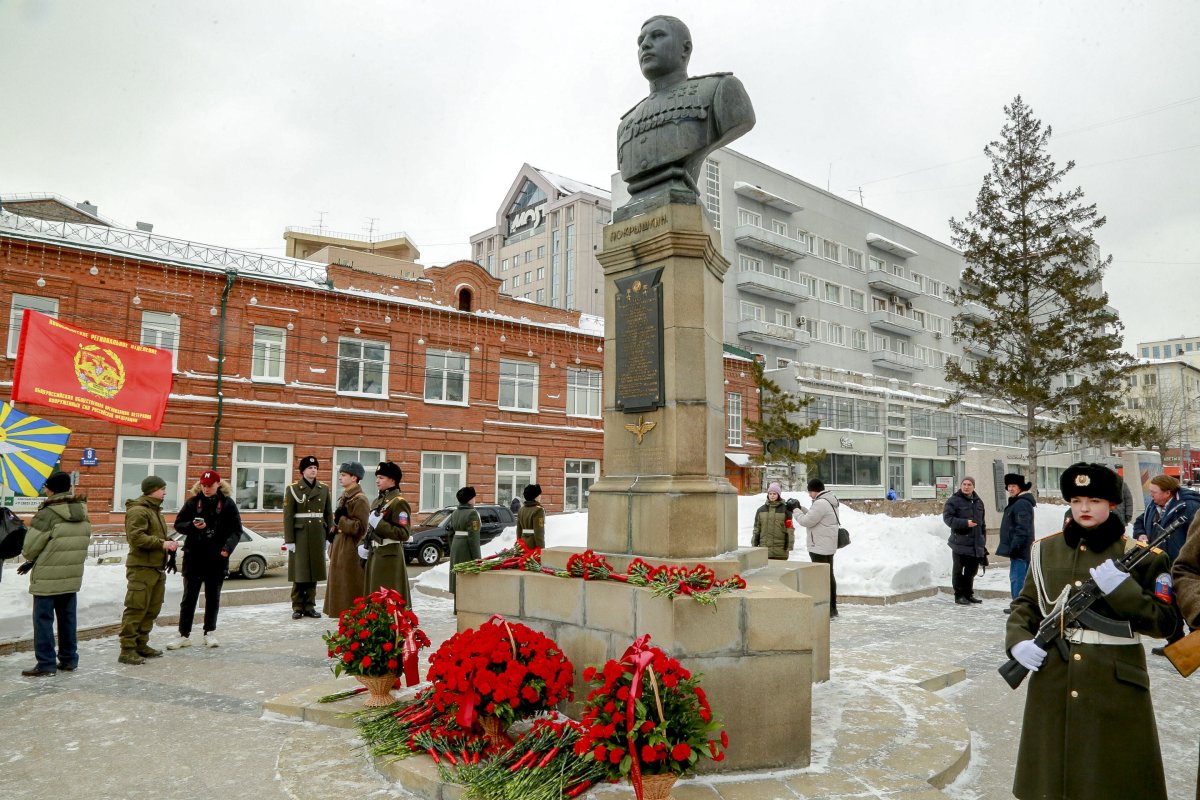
xmin=188 ymin=479 xmax=233 ymax=497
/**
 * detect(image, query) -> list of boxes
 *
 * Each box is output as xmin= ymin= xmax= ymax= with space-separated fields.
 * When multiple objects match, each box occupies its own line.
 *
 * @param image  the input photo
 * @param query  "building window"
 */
xmin=798 ymin=274 xmax=817 ymax=297
xmin=845 ymin=248 xmax=864 ymax=270
xmin=537 ymin=267 xmax=545 ymax=280
xmin=727 ymin=392 xmax=743 ymax=446
xmin=828 ymin=323 xmax=845 ymax=346
xmin=869 ymin=256 xmax=886 ymax=272
xmin=6 ymin=294 xmax=58 ymax=358
xmin=512 ymin=273 xmax=521 ymax=288
xmin=332 ymin=447 xmax=385 ymax=504
xmin=567 ymin=367 xmax=602 ymax=418
xmin=114 ymin=437 xmax=187 ymax=512
xmin=772 ymin=264 xmax=791 ymax=281
xmin=251 ymin=325 xmax=286 ymax=383
xmin=1144 ymin=372 xmax=1157 ymax=386
xmin=738 ymin=208 xmax=762 ymax=228
xmin=810 ymin=453 xmax=882 ymax=486
xmin=500 ymin=280 xmax=508 ymax=292
xmin=853 ymin=329 xmax=868 ymax=350
xmin=824 ymin=282 xmax=842 ymax=304
xmin=1141 ymin=347 xmax=1149 ymax=357
xmin=336 ymin=337 xmax=387 ymax=397
xmin=848 ymin=290 xmax=865 ymax=311
xmin=772 ymin=220 xmax=788 ymax=236
xmin=821 ymin=239 xmax=841 ymax=262
xmin=501 ymin=258 xmax=509 ymax=272
xmin=525 ymin=250 xmax=533 ymax=263
xmin=424 ymin=349 xmax=469 ymax=405
xmin=775 ymin=309 xmax=793 ymax=327
xmin=513 ymin=253 xmax=521 ymax=268
xmin=927 ymin=280 xmax=942 ymax=299
xmin=420 ymin=451 xmax=465 ymax=511
xmin=140 ymin=311 xmax=180 ymax=371
xmin=499 ymin=359 xmax=538 ymax=412
xmin=524 ymin=271 xmax=532 ymax=285
xmin=537 ymin=245 xmax=545 ymax=259
xmin=739 ymin=301 xmax=764 ymax=321
xmin=564 ymin=459 xmax=599 ymax=511
xmin=536 ymin=288 xmax=545 ymax=303
xmin=233 ymin=443 xmax=291 ymax=511
xmin=739 ymin=254 xmax=764 ymax=273
xmin=496 ymin=456 xmax=536 ymax=508
xmin=703 ymin=159 xmax=722 ymax=229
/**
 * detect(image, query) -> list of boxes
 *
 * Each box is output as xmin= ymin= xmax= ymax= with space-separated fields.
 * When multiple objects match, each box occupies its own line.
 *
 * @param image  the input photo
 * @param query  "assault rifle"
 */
xmin=999 ymin=515 xmax=1187 ymax=690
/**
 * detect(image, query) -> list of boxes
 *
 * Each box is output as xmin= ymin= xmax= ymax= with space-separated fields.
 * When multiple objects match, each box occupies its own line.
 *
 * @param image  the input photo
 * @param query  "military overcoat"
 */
xmin=447 ymin=503 xmax=481 ymax=595
xmin=283 ymin=478 xmax=332 ymax=583
xmin=517 ymin=500 xmax=545 ymax=550
xmin=323 ymin=482 xmax=368 ymax=619
xmin=363 ymin=486 xmax=412 ymax=611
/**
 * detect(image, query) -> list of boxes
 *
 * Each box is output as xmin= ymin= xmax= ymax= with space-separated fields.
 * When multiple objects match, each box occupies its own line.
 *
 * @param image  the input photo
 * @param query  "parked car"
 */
xmin=173 ymin=527 xmax=287 ymax=579
xmin=405 ymin=504 xmax=515 ymax=566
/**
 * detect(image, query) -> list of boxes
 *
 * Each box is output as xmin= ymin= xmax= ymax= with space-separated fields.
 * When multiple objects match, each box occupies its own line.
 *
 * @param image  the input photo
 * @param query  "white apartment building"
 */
xmin=1137 ymin=335 xmax=1200 ymax=370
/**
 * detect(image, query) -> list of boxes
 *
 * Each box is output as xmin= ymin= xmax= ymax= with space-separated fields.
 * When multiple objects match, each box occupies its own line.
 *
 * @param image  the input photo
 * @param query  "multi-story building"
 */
xmin=470 ymin=164 xmax=611 ymax=317
xmin=0 ymin=196 xmax=759 ymax=526
xmin=1137 ymin=335 xmax=1200 ymax=370
xmin=1124 ymin=357 xmax=1200 ymax=479
xmin=612 ymin=148 xmax=1105 ymax=498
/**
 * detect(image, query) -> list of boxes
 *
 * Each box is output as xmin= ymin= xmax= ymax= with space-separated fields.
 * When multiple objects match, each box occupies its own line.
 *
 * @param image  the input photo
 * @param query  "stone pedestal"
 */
xmin=587 ymin=204 xmax=739 ymax=559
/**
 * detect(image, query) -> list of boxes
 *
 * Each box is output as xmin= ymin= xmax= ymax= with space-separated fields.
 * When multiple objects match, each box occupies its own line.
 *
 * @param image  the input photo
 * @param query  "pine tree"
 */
xmin=745 ymin=359 xmax=823 ymax=489
xmin=947 ymin=96 xmax=1158 ymax=488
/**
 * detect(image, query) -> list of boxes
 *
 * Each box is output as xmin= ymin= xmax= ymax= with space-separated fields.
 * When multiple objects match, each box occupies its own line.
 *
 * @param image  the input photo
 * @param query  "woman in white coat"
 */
xmin=793 ymin=478 xmax=841 ymax=617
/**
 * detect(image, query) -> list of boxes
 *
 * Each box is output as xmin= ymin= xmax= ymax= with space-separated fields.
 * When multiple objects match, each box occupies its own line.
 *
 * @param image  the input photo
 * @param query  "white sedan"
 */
xmin=174 ymin=527 xmax=287 ymax=580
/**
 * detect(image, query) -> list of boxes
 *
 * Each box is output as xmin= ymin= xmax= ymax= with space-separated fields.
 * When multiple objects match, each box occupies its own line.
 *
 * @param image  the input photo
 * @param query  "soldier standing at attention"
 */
xmin=447 ymin=486 xmax=481 ymax=598
xmin=119 ymin=476 xmax=177 ymax=665
xmin=360 ymin=461 xmax=412 ymax=610
xmin=323 ymin=462 xmax=368 ymax=620
xmin=282 ymin=455 xmax=331 ymax=620
xmin=518 ymin=484 xmax=546 ymax=550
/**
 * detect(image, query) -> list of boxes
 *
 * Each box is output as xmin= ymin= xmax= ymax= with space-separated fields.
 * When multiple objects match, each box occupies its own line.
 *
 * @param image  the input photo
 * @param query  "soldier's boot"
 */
xmin=118 ymin=650 xmax=146 ymax=665
xmin=137 ymin=645 xmax=163 ymax=658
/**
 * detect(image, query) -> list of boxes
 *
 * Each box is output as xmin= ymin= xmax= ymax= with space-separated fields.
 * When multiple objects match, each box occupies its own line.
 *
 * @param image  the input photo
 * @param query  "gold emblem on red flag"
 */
xmin=74 ymin=344 xmax=126 ymax=399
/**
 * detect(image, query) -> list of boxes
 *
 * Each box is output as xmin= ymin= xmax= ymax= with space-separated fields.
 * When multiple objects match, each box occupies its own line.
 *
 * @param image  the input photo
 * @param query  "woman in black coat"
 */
xmin=943 ymin=476 xmax=987 ymax=605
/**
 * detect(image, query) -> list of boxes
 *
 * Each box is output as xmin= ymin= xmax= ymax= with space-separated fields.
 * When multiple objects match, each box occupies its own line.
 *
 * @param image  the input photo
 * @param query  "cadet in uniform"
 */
xmin=1006 ymin=463 xmax=1175 ymax=800
xmin=282 ymin=455 xmax=332 ymax=619
xmin=517 ymin=484 xmax=546 ymax=550
xmin=361 ymin=461 xmax=412 ymax=610
xmin=119 ymin=476 xmax=177 ymax=665
xmin=447 ymin=486 xmax=481 ymax=598
xmin=323 ymin=461 xmax=368 ymax=620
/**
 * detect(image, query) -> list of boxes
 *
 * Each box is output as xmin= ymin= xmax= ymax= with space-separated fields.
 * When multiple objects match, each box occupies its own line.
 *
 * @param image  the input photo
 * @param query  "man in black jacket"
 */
xmin=996 ymin=473 xmax=1036 ymax=611
xmin=943 ymin=477 xmax=987 ymax=605
xmin=166 ymin=470 xmax=241 ymax=650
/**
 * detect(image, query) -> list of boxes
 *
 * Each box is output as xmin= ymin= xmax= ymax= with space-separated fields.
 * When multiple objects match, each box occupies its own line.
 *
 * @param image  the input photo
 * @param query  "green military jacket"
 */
xmin=751 ymin=499 xmax=791 ymax=559
xmin=517 ymin=501 xmax=545 ymax=549
xmin=23 ymin=492 xmax=91 ymax=596
xmin=1006 ymin=517 xmax=1175 ymax=800
xmin=283 ymin=477 xmax=331 ymax=583
xmin=364 ymin=487 xmax=411 ymax=610
xmin=124 ymin=495 xmax=170 ymax=569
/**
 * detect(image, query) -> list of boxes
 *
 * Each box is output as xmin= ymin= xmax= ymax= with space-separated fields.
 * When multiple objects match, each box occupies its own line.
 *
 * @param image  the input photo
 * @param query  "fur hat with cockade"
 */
xmin=1060 ymin=462 xmax=1122 ymax=505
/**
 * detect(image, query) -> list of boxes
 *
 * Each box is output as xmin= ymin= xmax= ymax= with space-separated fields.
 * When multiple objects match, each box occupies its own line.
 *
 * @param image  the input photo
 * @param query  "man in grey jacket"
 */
xmin=793 ymin=478 xmax=841 ymax=618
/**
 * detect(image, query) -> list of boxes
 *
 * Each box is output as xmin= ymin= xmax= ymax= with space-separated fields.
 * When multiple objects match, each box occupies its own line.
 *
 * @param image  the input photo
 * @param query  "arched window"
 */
xmin=458 ymin=287 xmax=473 ymax=312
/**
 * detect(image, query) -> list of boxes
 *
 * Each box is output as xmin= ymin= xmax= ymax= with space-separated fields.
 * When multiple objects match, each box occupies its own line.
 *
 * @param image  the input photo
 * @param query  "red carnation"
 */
xmin=361 ymin=655 xmax=372 ymax=668
xmin=641 ymin=745 xmax=657 ymax=762
xmin=672 ymin=743 xmax=691 ymax=761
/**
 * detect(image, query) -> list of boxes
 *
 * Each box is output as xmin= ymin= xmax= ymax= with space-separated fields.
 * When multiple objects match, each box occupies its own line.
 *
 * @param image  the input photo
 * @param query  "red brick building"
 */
xmin=0 ymin=203 xmax=760 ymax=530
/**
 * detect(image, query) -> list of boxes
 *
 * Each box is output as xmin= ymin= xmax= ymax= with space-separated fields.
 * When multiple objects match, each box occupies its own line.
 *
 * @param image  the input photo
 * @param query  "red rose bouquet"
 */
xmin=574 ymin=635 xmax=728 ymax=795
xmin=426 ymin=614 xmax=575 ymax=730
xmin=323 ymin=587 xmax=431 ymax=681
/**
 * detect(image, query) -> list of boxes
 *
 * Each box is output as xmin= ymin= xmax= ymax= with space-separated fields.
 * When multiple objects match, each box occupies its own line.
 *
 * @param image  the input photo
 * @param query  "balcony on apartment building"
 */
xmin=871 ymin=349 xmax=923 ymax=373
xmin=734 ymin=225 xmax=808 ymax=261
xmin=962 ymin=338 xmax=993 ymax=358
xmin=868 ymin=309 xmax=924 ymax=336
xmin=735 ymin=270 xmax=811 ymax=304
xmin=736 ymin=318 xmax=812 ymax=348
xmin=959 ymin=301 xmax=992 ymax=323
xmin=866 ymin=268 xmax=923 ymax=300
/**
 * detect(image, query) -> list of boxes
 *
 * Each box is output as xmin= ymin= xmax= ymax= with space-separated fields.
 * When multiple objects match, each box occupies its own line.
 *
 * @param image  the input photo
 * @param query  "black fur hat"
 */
xmin=456 ymin=486 xmax=477 ymax=504
xmin=523 ymin=484 xmax=542 ymax=502
xmin=298 ymin=455 xmax=319 ymax=472
xmin=1003 ymin=473 xmax=1032 ymax=492
xmin=375 ymin=461 xmax=403 ymax=483
xmin=1060 ymin=462 xmax=1122 ymax=504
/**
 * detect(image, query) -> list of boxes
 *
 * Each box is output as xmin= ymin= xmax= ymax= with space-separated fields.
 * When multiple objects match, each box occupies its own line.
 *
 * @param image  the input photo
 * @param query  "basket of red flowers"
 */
xmin=426 ymin=614 xmax=575 ymax=743
xmin=322 ymin=586 xmax=431 ymax=707
xmin=574 ymin=634 xmax=728 ymax=800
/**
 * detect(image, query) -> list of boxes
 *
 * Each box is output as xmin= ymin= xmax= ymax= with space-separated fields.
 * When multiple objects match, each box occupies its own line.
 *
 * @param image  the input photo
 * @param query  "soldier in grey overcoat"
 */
xmin=1006 ymin=463 xmax=1175 ymax=800
xmin=282 ymin=455 xmax=332 ymax=619
xmin=362 ymin=461 xmax=412 ymax=611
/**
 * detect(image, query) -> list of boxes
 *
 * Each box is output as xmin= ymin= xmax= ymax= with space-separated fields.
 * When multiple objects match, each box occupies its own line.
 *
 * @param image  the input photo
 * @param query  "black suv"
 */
xmin=404 ymin=504 xmax=515 ymax=566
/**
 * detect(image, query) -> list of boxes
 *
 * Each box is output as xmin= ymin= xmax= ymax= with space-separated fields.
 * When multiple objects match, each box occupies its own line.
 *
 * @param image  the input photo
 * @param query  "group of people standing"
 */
xmin=751 ymin=478 xmax=841 ymax=617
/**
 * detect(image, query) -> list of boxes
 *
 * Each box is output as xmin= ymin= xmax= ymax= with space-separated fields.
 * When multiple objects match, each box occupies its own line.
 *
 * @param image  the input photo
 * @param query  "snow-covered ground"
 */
xmin=1 ymin=492 xmax=1078 ymax=637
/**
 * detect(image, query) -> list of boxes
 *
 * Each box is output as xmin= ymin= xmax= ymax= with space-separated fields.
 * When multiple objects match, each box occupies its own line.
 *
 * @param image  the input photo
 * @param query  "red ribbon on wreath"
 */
xmin=620 ymin=634 xmax=662 ymax=800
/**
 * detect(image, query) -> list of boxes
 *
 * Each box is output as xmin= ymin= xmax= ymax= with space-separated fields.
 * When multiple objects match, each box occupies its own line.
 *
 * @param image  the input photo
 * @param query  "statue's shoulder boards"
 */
xmin=691 ymin=72 xmax=732 ymax=80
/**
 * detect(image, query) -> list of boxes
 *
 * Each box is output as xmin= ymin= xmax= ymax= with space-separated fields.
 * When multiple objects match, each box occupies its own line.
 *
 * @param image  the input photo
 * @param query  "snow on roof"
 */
xmin=534 ymin=167 xmax=611 ymax=201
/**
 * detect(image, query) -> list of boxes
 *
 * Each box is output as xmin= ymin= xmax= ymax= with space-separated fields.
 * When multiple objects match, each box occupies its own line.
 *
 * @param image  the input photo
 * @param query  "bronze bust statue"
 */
xmin=614 ymin=15 xmax=755 ymax=221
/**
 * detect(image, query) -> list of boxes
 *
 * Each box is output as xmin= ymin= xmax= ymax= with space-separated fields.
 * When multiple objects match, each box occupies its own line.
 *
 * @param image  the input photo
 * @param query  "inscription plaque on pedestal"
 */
xmin=614 ymin=267 xmax=664 ymax=413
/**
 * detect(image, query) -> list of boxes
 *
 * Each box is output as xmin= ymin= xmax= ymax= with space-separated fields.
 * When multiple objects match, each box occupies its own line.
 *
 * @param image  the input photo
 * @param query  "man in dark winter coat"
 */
xmin=166 ymin=470 xmax=241 ymax=650
xmin=943 ymin=477 xmax=987 ymax=605
xmin=1135 ymin=474 xmax=1200 ymax=654
xmin=282 ymin=455 xmax=331 ymax=619
xmin=517 ymin=484 xmax=546 ymax=550
xmin=447 ymin=486 xmax=481 ymax=598
xmin=996 ymin=473 xmax=1036 ymax=606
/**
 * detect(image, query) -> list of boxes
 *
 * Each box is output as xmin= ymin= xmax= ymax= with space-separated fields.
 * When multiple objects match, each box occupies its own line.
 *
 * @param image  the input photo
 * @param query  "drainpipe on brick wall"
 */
xmin=210 ymin=270 xmax=238 ymax=468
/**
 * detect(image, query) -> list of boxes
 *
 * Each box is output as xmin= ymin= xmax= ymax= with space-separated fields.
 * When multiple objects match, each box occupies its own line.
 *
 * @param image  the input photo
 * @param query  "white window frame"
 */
xmin=331 ymin=447 xmax=385 ymax=504
xmin=824 ymin=282 xmax=842 ymax=304
xmin=233 ymin=442 xmax=292 ymax=512
xmin=7 ymin=294 xmax=58 ymax=358
xmin=771 ymin=220 xmax=788 ymax=236
xmin=772 ymin=263 xmax=791 ymax=281
xmin=564 ymin=459 xmax=599 ymax=512
xmin=739 ymin=254 xmax=764 ymax=273
xmin=496 ymin=455 xmax=536 ymax=509
xmin=336 ymin=336 xmax=388 ymax=398
xmin=424 ymin=349 xmax=470 ymax=406
xmin=828 ymin=323 xmax=845 ymax=346
xmin=775 ymin=309 xmax=793 ymax=327
xmin=113 ymin=436 xmax=188 ymax=512
xmin=567 ymin=367 xmax=602 ymax=418
xmin=845 ymin=248 xmax=864 ymax=270
xmin=727 ymin=392 xmax=743 ymax=447
xmin=140 ymin=311 xmax=180 ymax=372
xmin=798 ymin=273 xmax=817 ymax=297
xmin=251 ymin=325 xmax=286 ymax=383
xmin=737 ymin=208 xmax=762 ymax=228
xmin=868 ymin=256 xmax=886 ymax=272
xmin=499 ymin=359 xmax=539 ymax=412
xmin=739 ymin=301 xmax=765 ymax=321
xmin=821 ymin=239 xmax=841 ymax=262
xmin=853 ymin=329 xmax=869 ymax=350
xmin=848 ymin=289 xmax=865 ymax=311
xmin=420 ymin=451 xmax=465 ymax=511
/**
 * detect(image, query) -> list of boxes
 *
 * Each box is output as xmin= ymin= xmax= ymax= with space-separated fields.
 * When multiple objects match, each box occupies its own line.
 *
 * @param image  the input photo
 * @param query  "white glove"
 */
xmin=1090 ymin=559 xmax=1130 ymax=595
xmin=368 ymin=511 xmax=383 ymax=529
xmin=357 ymin=544 xmax=370 ymax=560
xmin=282 ymin=543 xmax=295 ymax=553
xmin=1011 ymin=640 xmax=1046 ymax=672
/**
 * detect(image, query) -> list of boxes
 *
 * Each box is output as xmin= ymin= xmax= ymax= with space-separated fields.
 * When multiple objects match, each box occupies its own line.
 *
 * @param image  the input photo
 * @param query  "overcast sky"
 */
xmin=2 ymin=0 xmax=1197 ymax=354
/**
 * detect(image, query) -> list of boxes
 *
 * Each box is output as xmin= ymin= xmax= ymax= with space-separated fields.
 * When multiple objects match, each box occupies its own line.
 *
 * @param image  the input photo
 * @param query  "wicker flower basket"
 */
xmin=355 ymin=673 xmax=398 ymax=707
xmin=480 ymin=715 xmax=512 ymax=747
xmin=638 ymin=772 xmax=677 ymax=800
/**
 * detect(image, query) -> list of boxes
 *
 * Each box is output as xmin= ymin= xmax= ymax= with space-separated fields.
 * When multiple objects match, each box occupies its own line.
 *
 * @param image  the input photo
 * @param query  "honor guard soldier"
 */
xmin=447 ymin=486 xmax=481 ymax=599
xmin=518 ymin=484 xmax=546 ymax=550
xmin=361 ymin=461 xmax=412 ymax=611
xmin=282 ymin=455 xmax=332 ymax=619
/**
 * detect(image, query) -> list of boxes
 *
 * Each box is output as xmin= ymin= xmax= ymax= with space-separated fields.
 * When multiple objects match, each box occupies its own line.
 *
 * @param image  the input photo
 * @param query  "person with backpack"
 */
xmin=19 ymin=472 xmax=90 ymax=677
xmin=793 ymin=478 xmax=842 ymax=618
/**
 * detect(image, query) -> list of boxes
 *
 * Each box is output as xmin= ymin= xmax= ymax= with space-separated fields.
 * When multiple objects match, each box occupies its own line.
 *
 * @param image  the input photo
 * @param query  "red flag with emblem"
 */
xmin=11 ymin=310 xmax=173 ymax=431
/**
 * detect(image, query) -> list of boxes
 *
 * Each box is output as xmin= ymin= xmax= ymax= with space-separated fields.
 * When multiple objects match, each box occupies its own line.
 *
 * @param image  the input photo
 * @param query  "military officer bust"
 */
xmin=615 ymin=15 xmax=755 ymax=220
